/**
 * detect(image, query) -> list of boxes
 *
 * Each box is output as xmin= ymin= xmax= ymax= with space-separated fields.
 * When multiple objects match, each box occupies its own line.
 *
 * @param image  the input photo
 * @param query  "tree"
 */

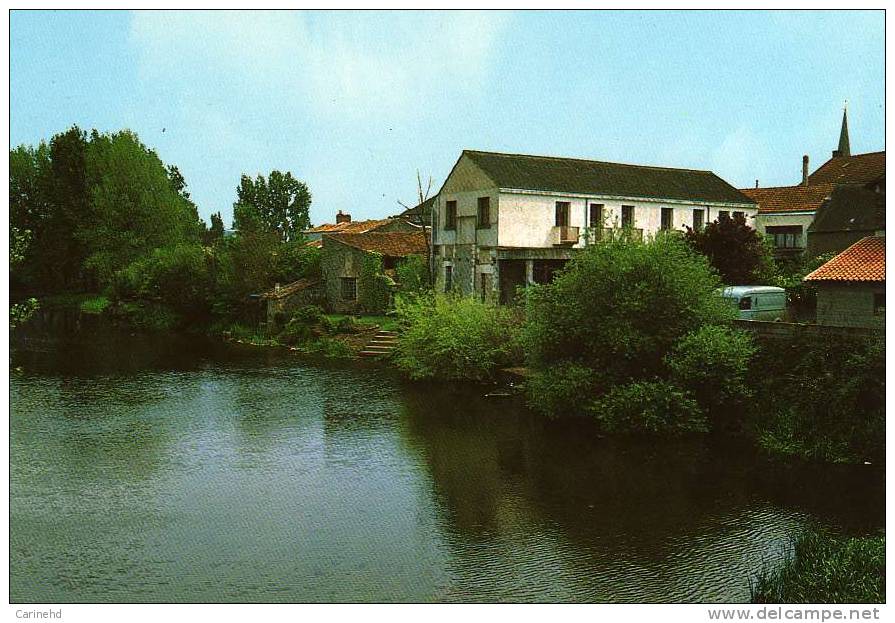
xmin=78 ymin=130 xmax=202 ymax=286
xmin=232 ymin=171 xmax=311 ymax=242
xmin=204 ymin=211 xmax=225 ymax=245
xmin=397 ymin=170 xmax=434 ymax=283
xmin=522 ymin=234 xmax=738 ymax=424
xmin=684 ymin=214 xmax=776 ymax=285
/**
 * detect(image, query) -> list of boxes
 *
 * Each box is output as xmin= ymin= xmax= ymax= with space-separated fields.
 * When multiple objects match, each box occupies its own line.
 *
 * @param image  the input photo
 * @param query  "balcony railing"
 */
xmin=585 ymin=227 xmax=643 ymax=243
xmin=553 ymin=225 xmax=580 ymax=245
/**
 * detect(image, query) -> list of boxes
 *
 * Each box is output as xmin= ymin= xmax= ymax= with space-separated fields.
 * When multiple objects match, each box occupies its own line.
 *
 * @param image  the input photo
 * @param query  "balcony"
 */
xmin=585 ymin=227 xmax=643 ymax=243
xmin=553 ymin=225 xmax=580 ymax=246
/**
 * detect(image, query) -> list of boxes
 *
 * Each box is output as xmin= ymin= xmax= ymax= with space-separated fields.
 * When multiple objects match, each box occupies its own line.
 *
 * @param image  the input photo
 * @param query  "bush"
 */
xmin=291 ymin=304 xmax=325 ymax=325
xmin=751 ymin=529 xmax=885 ymax=603
xmin=279 ymin=318 xmax=315 ymax=345
xmin=359 ymin=254 xmax=393 ymax=314
xmin=523 ymin=234 xmax=734 ymax=417
xmin=665 ymin=325 xmax=755 ymax=425
xmin=396 ymin=254 xmax=430 ymax=296
xmin=321 ymin=315 xmax=358 ymax=334
xmin=525 ymin=362 xmax=600 ymax=419
xmin=79 ymin=295 xmax=110 ymax=315
xmin=394 ymin=294 xmax=522 ymax=381
xmin=684 ymin=213 xmax=777 ymax=285
xmin=587 ymin=380 xmax=708 ymax=434
xmin=750 ymin=331 xmax=884 ymax=464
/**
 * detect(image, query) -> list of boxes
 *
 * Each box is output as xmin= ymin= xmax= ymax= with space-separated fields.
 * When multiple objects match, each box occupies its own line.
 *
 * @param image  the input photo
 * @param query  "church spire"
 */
xmin=834 ymin=104 xmax=851 ymax=158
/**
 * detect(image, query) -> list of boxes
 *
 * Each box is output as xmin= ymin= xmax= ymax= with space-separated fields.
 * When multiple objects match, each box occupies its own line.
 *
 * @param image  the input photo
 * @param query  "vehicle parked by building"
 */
xmin=719 ymin=286 xmax=788 ymax=321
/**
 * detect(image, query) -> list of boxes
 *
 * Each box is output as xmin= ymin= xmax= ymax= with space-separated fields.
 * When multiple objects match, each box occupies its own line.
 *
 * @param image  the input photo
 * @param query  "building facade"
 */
xmin=805 ymin=236 xmax=885 ymax=329
xmin=432 ymin=150 xmax=757 ymax=303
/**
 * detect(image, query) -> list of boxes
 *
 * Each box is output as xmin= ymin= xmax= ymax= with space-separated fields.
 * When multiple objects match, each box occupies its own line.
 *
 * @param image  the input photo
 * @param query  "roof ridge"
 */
xmin=463 ymin=149 xmax=714 ymax=174
xmin=741 ymin=183 xmax=835 ymax=191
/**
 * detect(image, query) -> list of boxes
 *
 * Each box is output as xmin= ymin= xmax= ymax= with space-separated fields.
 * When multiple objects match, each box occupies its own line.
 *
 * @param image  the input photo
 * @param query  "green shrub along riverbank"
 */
xmin=392 ymin=234 xmax=885 ymax=468
xmin=751 ymin=530 xmax=885 ymax=604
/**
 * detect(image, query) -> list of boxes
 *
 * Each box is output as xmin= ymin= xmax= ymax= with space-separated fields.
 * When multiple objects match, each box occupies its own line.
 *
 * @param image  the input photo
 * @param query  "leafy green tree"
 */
xmin=684 ymin=213 xmax=776 ymax=285
xmin=204 ymin=211 xmax=226 ymax=246
xmin=9 ymin=226 xmax=39 ymax=328
xmin=232 ymin=171 xmax=311 ymax=242
xmin=79 ymin=130 xmax=202 ymax=286
xmin=523 ymin=234 xmax=737 ymax=423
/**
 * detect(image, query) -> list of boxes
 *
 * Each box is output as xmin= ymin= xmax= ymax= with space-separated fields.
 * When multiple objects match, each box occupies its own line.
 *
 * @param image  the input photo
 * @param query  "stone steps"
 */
xmin=359 ymin=330 xmax=400 ymax=358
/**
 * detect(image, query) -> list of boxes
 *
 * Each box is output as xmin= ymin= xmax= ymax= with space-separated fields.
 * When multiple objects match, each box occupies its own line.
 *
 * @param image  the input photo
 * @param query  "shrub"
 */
xmin=684 ymin=213 xmax=777 ymax=285
xmin=279 ymin=318 xmax=314 ymax=345
xmin=665 ymin=325 xmax=755 ymax=425
xmin=394 ymin=294 xmax=522 ymax=381
xmin=79 ymin=295 xmax=110 ymax=315
xmin=525 ymin=362 xmax=601 ymax=419
xmin=587 ymin=380 xmax=708 ymax=434
xmin=396 ymin=254 xmax=430 ymax=295
xmin=750 ymin=330 xmax=884 ymax=464
xmin=523 ymin=234 xmax=734 ymax=416
xmin=358 ymin=254 xmax=393 ymax=314
xmin=291 ymin=304 xmax=325 ymax=325
xmin=751 ymin=529 xmax=885 ymax=604
xmin=321 ymin=315 xmax=358 ymax=334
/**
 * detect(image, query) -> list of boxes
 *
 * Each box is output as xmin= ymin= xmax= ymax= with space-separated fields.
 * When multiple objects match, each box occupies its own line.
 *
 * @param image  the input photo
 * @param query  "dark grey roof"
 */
xmin=394 ymin=195 xmax=436 ymax=223
xmin=808 ymin=185 xmax=885 ymax=234
xmin=463 ymin=150 xmax=755 ymax=205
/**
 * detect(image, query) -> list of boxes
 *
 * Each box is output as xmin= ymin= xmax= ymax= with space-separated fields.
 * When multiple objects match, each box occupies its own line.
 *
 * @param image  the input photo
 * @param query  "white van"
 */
xmin=719 ymin=286 xmax=788 ymax=321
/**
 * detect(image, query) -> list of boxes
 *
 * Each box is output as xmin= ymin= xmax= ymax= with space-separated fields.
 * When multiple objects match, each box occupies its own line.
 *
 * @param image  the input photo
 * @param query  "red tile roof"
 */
xmin=805 ymin=236 xmax=885 ymax=283
xmin=306 ymin=218 xmax=395 ymax=234
xmin=739 ymin=183 xmax=835 ymax=213
xmin=808 ymin=151 xmax=885 ymax=186
xmin=326 ymin=232 xmax=429 ymax=257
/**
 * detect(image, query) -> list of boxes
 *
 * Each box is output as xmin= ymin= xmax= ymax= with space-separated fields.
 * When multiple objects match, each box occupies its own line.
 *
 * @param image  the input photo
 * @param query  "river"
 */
xmin=9 ymin=328 xmax=884 ymax=603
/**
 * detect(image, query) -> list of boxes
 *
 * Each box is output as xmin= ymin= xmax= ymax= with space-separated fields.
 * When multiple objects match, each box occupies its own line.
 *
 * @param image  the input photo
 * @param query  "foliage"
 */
xmin=291 ymin=305 xmax=325 ymax=325
xmin=273 ymin=241 xmax=321 ymax=284
xmin=524 ymin=362 xmax=602 ymax=419
xmin=523 ymin=234 xmax=734 ymax=418
xmin=665 ymin=325 xmax=755 ymax=422
xmin=111 ymin=301 xmax=179 ymax=331
xmin=684 ymin=214 xmax=777 ymax=285
xmin=394 ymin=294 xmax=522 ymax=381
xmin=771 ymin=252 xmax=838 ymax=320
xmin=321 ymin=315 xmax=358 ymax=334
xmin=750 ymin=330 xmax=885 ymax=464
xmin=279 ymin=317 xmax=315 ymax=345
xmin=10 ymin=299 xmax=39 ymax=329
xmin=79 ymin=296 xmax=110 ymax=315
xmin=395 ymin=254 xmax=430 ymax=295
xmin=9 ymin=226 xmax=39 ymax=328
xmin=204 ymin=211 xmax=225 ymax=245
xmin=232 ymin=171 xmax=312 ymax=242
xmin=587 ymin=380 xmax=708 ymax=434
xmin=358 ymin=254 xmax=393 ymax=314
xmin=751 ymin=529 xmax=885 ymax=604
xmin=113 ymin=243 xmax=211 ymax=322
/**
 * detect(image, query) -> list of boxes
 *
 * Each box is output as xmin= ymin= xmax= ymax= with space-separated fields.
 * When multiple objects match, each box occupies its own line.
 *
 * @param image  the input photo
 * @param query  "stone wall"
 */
xmin=815 ymin=283 xmax=885 ymax=329
xmin=321 ymin=237 xmax=368 ymax=314
xmin=732 ymin=318 xmax=875 ymax=340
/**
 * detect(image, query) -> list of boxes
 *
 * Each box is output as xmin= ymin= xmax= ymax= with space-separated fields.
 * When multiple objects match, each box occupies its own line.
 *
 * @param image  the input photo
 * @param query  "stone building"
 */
xmin=321 ymin=231 xmax=428 ymax=314
xmin=804 ymin=235 xmax=885 ymax=329
xmin=430 ymin=149 xmax=756 ymax=304
xmin=252 ymin=278 xmax=325 ymax=326
xmin=303 ymin=211 xmax=421 ymax=248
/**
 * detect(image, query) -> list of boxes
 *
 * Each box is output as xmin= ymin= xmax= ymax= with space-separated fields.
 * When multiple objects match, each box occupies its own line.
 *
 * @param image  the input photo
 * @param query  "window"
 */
xmin=732 ymin=211 xmax=745 ymax=220
xmin=444 ymin=200 xmax=457 ymax=230
xmin=738 ymin=296 xmax=751 ymax=311
xmin=718 ymin=210 xmax=730 ymax=221
xmin=660 ymin=207 xmax=673 ymax=230
xmin=444 ymin=265 xmax=453 ymax=292
xmin=477 ymin=197 xmax=491 ymax=228
xmin=340 ymin=277 xmax=357 ymax=301
xmin=555 ymin=201 xmax=571 ymax=227
xmin=589 ymin=203 xmax=604 ymax=228
xmin=692 ymin=209 xmax=704 ymax=230
xmin=621 ymin=205 xmax=634 ymax=228
xmin=874 ymin=292 xmax=885 ymax=315
xmin=766 ymin=226 xmax=802 ymax=249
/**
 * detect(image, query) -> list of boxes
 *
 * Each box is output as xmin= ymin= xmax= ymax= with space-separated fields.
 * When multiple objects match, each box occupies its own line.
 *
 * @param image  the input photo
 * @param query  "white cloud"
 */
xmin=129 ymin=10 xmax=509 ymax=119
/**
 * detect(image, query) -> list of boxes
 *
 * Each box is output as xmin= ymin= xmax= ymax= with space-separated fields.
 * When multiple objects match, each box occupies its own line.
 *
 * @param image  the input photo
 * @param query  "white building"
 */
xmin=431 ymin=150 xmax=757 ymax=303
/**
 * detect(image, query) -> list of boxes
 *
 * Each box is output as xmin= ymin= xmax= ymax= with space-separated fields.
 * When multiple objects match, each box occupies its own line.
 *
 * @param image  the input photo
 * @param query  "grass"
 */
xmin=751 ymin=529 xmax=885 ymax=604
xmin=79 ymin=295 xmax=110 ymax=315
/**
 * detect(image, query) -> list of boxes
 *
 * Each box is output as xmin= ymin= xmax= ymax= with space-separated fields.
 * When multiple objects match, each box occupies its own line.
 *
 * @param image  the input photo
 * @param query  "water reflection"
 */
xmin=9 ymin=332 xmax=885 ymax=603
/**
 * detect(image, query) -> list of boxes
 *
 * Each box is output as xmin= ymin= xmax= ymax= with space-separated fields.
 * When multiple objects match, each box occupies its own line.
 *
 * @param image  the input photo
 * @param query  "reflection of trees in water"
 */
xmin=395 ymin=384 xmax=884 ymax=601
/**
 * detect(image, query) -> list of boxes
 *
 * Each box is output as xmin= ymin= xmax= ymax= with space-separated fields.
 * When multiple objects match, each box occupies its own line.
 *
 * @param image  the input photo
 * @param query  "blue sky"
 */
xmin=11 ymin=10 xmax=884 ymax=226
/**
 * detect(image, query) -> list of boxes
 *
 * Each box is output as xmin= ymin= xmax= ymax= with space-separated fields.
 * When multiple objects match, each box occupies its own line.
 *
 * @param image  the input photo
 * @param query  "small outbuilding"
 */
xmin=251 ymin=278 xmax=324 ymax=326
xmin=804 ymin=236 xmax=885 ymax=328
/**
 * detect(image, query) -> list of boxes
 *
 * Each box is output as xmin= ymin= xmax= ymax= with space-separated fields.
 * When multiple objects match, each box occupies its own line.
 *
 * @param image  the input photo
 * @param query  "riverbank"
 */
xmin=751 ymin=529 xmax=885 ymax=603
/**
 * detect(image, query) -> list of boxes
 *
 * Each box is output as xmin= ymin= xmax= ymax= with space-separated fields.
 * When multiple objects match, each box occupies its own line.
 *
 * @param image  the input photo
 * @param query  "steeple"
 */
xmin=833 ymin=104 xmax=851 ymax=158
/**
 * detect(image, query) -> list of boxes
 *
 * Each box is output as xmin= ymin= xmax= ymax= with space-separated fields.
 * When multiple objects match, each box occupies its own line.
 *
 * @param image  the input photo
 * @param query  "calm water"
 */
xmin=10 ymin=330 xmax=884 ymax=603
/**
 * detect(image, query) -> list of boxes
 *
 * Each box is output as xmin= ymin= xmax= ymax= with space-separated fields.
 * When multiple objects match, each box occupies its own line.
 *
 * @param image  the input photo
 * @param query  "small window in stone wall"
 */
xmin=341 ymin=277 xmax=357 ymax=301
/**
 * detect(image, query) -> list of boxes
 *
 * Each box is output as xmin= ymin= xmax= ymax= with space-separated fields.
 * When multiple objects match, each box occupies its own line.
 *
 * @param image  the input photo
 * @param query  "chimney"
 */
xmin=755 ymin=179 xmax=759 ymax=189
xmin=802 ymin=155 xmax=809 ymax=186
xmin=336 ymin=210 xmax=351 ymax=224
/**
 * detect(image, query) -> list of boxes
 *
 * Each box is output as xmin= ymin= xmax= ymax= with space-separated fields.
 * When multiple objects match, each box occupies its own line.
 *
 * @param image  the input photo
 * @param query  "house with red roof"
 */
xmin=744 ymin=108 xmax=885 ymax=259
xmin=804 ymin=236 xmax=885 ymax=328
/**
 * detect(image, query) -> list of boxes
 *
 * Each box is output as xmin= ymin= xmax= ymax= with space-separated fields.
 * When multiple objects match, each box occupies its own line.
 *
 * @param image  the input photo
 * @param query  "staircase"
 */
xmin=359 ymin=330 xmax=398 ymax=358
